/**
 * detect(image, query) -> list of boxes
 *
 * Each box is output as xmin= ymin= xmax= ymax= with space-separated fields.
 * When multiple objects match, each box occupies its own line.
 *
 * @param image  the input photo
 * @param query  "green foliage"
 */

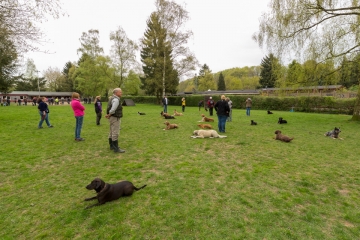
xmin=140 ymin=12 xmax=178 ymax=98
xmin=0 ymin=33 xmax=18 ymax=94
xmin=259 ymin=54 xmax=281 ymax=88
xmin=122 ymin=70 xmax=142 ymax=95
xmin=77 ymin=29 xmax=104 ymax=58
xmin=217 ymin=72 xmax=226 ymax=90
xmin=15 ymin=77 xmax=47 ymax=91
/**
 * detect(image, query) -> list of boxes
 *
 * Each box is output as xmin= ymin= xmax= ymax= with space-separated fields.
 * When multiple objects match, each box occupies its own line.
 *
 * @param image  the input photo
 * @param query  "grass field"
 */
xmin=1 ymin=102 xmax=360 ymax=239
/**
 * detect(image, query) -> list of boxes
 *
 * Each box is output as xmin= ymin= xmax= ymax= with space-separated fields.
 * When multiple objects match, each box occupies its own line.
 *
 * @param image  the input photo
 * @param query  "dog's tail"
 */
xmin=134 ymin=185 xmax=147 ymax=191
xmin=218 ymin=135 xmax=227 ymax=138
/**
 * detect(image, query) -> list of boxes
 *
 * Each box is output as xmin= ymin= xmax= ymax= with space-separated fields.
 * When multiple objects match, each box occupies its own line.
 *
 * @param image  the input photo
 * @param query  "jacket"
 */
xmin=214 ymin=100 xmax=230 ymax=116
xmin=71 ymin=99 xmax=85 ymax=117
xmin=107 ymin=96 xmax=123 ymax=118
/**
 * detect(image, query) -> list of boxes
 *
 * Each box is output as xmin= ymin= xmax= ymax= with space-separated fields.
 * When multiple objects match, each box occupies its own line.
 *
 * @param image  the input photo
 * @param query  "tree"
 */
xmin=122 ymin=70 xmax=142 ymax=95
xmin=0 ymin=0 xmax=63 ymax=53
xmin=43 ymin=67 xmax=64 ymax=91
xmin=0 ymin=33 xmax=19 ymax=94
xmin=75 ymin=55 xmax=114 ymax=97
xmin=140 ymin=12 xmax=178 ymax=100
xmin=259 ymin=54 xmax=281 ymax=88
xmin=198 ymin=70 xmax=216 ymax=91
xmin=110 ymin=26 xmax=139 ymax=88
xmin=285 ymin=60 xmax=304 ymax=87
xmin=15 ymin=59 xmax=46 ymax=92
xmin=77 ymin=29 xmax=104 ymax=59
xmin=253 ymin=0 xmax=360 ymax=120
xmin=217 ymin=72 xmax=226 ymax=90
xmin=155 ymin=0 xmax=198 ymax=95
xmin=61 ymin=61 xmax=77 ymax=92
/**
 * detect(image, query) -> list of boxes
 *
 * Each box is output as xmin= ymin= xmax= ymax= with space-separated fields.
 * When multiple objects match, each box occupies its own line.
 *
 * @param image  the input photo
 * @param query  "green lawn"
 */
xmin=1 ymin=103 xmax=359 ymax=239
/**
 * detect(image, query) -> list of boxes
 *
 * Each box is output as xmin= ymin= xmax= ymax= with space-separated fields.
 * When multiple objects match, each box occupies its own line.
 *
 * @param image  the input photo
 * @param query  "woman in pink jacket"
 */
xmin=71 ymin=92 xmax=85 ymax=141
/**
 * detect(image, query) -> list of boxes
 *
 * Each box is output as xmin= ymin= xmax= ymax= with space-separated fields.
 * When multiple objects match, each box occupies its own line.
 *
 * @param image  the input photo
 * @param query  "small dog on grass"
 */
xmin=274 ymin=130 xmax=294 ymax=142
xmin=197 ymin=124 xmax=213 ymax=129
xmin=84 ymin=178 xmax=146 ymax=209
xmin=173 ymin=109 xmax=183 ymax=116
xmin=164 ymin=121 xmax=178 ymax=130
xmin=161 ymin=111 xmax=176 ymax=119
xmin=191 ymin=130 xmax=227 ymax=138
xmin=138 ymin=111 xmax=146 ymax=115
xmin=325 ymin=127 xmax=342 ymax=139
xmin=198 ymin=114 xmax=214 ymax=122
xmin=267 ymin=110 xmax=273 ymax=114
xmin=278 ymin=117 xmax=287 ymax=124
xmin=251 ymin=120 xmax=257 ymax=125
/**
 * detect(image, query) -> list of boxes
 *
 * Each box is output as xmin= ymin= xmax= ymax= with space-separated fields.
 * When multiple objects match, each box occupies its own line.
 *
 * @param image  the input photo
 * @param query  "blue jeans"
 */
xmin=38 ymin=111 xmax=51 ymax=127
xmin=75 ymin=116 xmax=84 ymax=139
xmin=163 ymin=104 xmax=168 ymax=113
xmin=217 ymin=115 xmax=227 ymax=133
xmin=246 ymin=107 xmax=251 ymax=116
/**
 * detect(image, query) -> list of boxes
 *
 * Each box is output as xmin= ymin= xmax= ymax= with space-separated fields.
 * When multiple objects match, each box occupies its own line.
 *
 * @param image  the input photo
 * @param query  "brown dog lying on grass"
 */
xmin=173 ymin=109 xmax=183 ymax=116
xmin=274 ymin=130 xmax=294 ymax=142
xmin=198 ymin=114 xmax=214 ymax=122
xmin=197 ymin=124 xmax=213 ymax=129
xmin=84 ymin=178 xmax=146 ymax=209
xmin=164 ymin=121 xmax=178 ymax=130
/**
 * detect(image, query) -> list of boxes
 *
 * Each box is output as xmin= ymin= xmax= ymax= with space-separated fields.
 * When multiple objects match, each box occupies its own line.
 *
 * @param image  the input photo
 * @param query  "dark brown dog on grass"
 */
xmin=84 ymin=178 xmax=146 ymax=209
xmin=274 ymin=130 xmax=294 ymax=142
xmin=197 ymin=124 xmax=213 ymax=129
xmin=164 ymin=121 xmax=178 ymax=130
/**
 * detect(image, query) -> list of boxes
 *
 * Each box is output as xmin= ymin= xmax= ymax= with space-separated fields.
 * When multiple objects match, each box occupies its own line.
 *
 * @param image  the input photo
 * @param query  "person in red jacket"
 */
xmin=71 ymin=92 xmax=85 ymax=141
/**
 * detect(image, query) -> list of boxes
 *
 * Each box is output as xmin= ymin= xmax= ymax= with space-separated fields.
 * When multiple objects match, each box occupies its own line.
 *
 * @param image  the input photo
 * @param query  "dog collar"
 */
xmin=99 ymin=183 xmax=108 ymax=193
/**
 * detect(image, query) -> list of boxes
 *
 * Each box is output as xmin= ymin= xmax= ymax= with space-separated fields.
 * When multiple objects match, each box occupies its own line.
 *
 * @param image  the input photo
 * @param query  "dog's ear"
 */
xmin=93 ymin=178 xmax=102 ymax=189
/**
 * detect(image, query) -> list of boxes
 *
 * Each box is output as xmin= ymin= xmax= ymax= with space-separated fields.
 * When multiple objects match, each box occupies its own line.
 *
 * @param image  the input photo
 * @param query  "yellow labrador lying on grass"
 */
xmin=191 ymin=130 xmax=227 ymax=138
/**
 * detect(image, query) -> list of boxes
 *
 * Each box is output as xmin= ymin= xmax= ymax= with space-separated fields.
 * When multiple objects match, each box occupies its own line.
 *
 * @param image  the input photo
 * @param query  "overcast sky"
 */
xmin=27 ymin=0 xmax=271 ymax=76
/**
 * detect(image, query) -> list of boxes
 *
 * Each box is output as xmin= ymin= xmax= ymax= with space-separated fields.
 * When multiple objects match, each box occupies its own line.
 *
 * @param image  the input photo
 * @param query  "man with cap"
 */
xmin=105 ymin=88 xmax=125 ymax=153
xmin=207 ymin=97 xmax=215 ymax=116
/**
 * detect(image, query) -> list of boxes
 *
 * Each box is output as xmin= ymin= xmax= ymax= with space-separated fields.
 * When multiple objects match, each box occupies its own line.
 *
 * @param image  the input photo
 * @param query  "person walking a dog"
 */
xmin=245 ymin=98 xmax=252 ymax=116
xmin=207 ymin=97 xmax=215 ymax=116
xmin=94 ymin=96 xmax=102 ymax=125
xmin=181 ymin=97 xmax=186 ymax=112
xmin=71 ymin=92 xmax=85 ymax=141
xmin=214 ymin=95 xmax=230 ymax=133
xmin=162 ymin=95 xmax=168 ymax=113
xmin=106 ymin=88 xmax=125 ymax=153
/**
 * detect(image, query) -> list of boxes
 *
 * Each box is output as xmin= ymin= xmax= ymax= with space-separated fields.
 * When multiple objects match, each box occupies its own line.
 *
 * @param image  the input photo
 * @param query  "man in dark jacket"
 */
xmin=214 ymin=95 xmax=230 ymax=133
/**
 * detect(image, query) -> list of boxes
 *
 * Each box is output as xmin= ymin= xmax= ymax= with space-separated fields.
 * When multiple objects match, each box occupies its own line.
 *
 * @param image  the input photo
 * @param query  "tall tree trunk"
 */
xmin=351 ymin=86 xmax=360 ymax=121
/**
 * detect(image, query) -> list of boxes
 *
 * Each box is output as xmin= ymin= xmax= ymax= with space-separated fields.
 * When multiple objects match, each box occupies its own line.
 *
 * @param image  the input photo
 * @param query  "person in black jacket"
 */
xmin=37 ymin=97 xmax=53 ymax=129
xmin=214 ymin=95 xmax=230 ymax=133
xmin=94 ymin=96 xmax=102 ymax=125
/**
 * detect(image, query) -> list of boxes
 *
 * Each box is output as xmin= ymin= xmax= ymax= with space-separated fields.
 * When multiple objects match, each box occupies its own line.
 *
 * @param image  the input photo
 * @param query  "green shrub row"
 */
xmin=122 ymin=95 xmax=356 ymax=115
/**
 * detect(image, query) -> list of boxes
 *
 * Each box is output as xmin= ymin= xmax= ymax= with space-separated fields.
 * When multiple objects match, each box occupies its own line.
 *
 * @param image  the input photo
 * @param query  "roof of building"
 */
xmin=262 ymin=85 xmax=343 ymax=91
xmin=0 ymin=91 xmax=73 ymax=96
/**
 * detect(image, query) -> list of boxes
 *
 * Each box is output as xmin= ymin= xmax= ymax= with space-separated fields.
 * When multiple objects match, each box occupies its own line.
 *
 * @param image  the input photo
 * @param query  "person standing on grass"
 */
xmin=198 ymin=100 xmax=204 ymax=111
xmin=37 ymin=97 xmax=53 ymax=129
xmin=207 ymin=97 xmax=215 ymax=116
xmin=245 ymin=98 xmax=252 ymax=116
xmin=17 ymin=98 xmax=21 ymax=106
xmin=181 ymin=97 xmax=186 ymax=112
xmin=71 ymin=92 xmax=85 ymax=141
xmin=162 ymin=95 xmax=168 ymax=113
xmin=226 ymin=97 xmax=233 ymax=122
xmin=94 ymin=96 xmax=102 ymax=125
xmin=106 ymin=88 xmax=125 ymax=153
xmin=214 ymin=95 xmax=230 ymax=133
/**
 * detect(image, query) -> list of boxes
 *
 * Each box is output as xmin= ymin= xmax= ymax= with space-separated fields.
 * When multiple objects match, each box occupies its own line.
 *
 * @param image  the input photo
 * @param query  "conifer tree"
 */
xmin=259 ymin=54 xmax=280 ymax=88
xmin=140 ymin=12 xmax=178 ymax=100
xmin=217 ymin=72 xmax=226 ymax=90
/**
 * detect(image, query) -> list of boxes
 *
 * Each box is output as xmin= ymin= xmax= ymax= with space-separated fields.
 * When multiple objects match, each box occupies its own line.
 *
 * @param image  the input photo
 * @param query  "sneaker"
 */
xmin=48 ymin=125 xmax=54 ymax=128
xmin=38 ymin=126 xmax=43 ymax=129
xmin=75 ymin=138 xmax=85 ymax=141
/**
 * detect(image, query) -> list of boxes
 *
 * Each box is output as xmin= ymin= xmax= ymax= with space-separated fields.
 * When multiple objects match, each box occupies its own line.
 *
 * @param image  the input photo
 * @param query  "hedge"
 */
xmin=119 ymin=95 xmax=356 ymax=115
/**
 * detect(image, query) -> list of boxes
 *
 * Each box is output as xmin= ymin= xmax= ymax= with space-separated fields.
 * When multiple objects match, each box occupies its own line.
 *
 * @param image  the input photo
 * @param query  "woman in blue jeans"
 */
xmin=37 ymin=97 xmax=53 ymax=129
xmin=214 ymin=95 xmax=230 ymax=133
xmin=71 ymin=92 xmax=86 ymax=141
